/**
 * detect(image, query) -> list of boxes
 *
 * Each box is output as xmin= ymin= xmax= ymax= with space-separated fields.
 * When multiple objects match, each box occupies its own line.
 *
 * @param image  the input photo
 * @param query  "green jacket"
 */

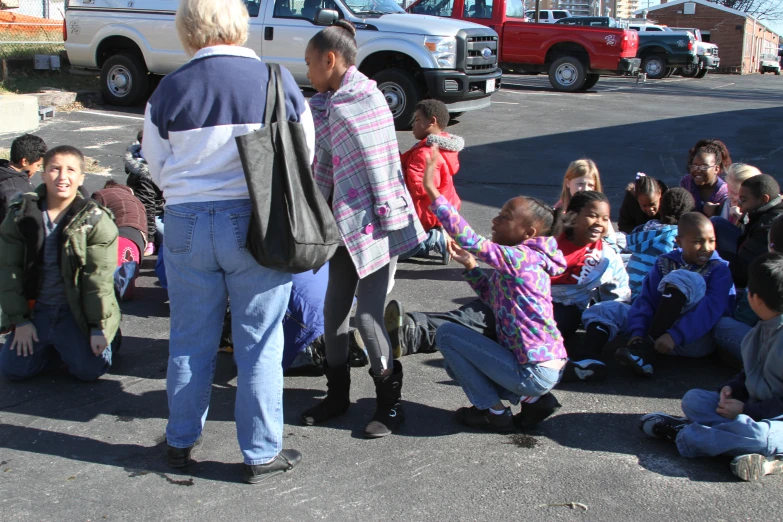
xmin=0 ymin=185 xmax=120 ymax=343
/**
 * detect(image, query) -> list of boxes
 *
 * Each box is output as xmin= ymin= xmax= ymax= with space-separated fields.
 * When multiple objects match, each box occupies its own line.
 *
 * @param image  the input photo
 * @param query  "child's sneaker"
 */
xmin=348 ymin=328 xmax=369 ymax=367
xmin=560 ymin=359 xmax=608 ymax=382
xmin=455 ymin=406 xmax=514 ymax=433
xmin=430 ymin=228 xmax=450 ymax=265
xmin=615 ymin=338 xmax=656 ymax=377
xmin=731 ymin=454 xmax=783 ymax=482
xmin=513 ymin=392 xmax=562 ymax=430
xmin=638 ymin=413 xmax=689 ymax=442
xmin=144 ymin=242 xmax=156 ymax=257
xmin=384 ymin=300 xmax=410 ymax=358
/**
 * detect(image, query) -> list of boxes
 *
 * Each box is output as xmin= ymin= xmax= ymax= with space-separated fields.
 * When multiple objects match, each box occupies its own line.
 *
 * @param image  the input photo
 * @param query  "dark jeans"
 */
xmin=0 ymin=303 xmax=113 ymax=381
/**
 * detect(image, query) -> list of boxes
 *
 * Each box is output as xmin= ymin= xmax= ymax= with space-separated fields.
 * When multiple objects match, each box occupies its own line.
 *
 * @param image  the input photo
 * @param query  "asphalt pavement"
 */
xmin=1 ymin=73 xmax=783 ymax=521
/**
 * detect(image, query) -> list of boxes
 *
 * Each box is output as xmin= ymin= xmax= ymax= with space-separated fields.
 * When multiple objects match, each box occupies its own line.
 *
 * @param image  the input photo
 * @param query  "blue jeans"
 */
xmin=164 ymin=200 xmax=292 ymax=466
xmin=713 ymin=316 xmax=752 ymax=364
xmin=399 ymin=228 xmax=442 ymax=260
xmin=0 ymin=303 xmax=112 ymax=381
xmin=436 ymin=323 xmax=562 ymax=410
xmin=676 ymin=389 xmax=783 ymax=458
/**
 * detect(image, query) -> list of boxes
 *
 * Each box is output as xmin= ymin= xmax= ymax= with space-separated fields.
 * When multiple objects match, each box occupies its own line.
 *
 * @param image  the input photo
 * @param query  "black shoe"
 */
xmin=513 ymin=393 xmax=562 ymax=430
xmin=111 ymin=327 xmax=122 ymax=357
xmin=455 ymin=405 xmax=514 ymax=433
xmin=731 ymin=454 xmax=783 ymax=482
xmin=301 ymin=363 xmax=351 ymax=426
xmin=167 ymin=435 xmax=203 ymax=468
xmin=560 ymin=359 xmax=608 ymax=383
xmin=384 ymin=300 xmax=408 ymax=359
xmin=638 ymin=413 xmax=689 ymax=442
xmin=364 ymin=360 xmax=405 ymax=438
xmin=615 ymin=339 xmax=656 ymax=378
xmin=243 ymin=450 xmax=302 ymax=484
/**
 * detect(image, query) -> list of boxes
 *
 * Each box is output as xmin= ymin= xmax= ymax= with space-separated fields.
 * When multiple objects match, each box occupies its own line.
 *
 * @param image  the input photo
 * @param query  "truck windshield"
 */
xmin=410 ymin=0 xmax=455 ymax=16
xmin=343 ymin=0 xmax=405 ymax=15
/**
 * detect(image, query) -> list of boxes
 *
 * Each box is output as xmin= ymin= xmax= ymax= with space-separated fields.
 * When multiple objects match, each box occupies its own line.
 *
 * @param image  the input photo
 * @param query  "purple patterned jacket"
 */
xmin=310 ymin=67 xmax=425 ymax=278
xmin=431 ymin=196 xmax=568 ymax=364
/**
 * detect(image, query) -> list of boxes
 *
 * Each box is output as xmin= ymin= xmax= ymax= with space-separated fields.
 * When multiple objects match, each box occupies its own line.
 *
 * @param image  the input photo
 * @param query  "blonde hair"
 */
xmin=176 ymin=0 xmax=249 ymax=56
xmin=726 ymin=163 xmax=762 ymax=187
xmin=558 ymin=159 xmax=602 ymax=209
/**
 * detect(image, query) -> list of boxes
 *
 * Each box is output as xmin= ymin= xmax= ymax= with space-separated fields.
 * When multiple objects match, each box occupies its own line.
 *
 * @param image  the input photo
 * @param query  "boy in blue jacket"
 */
xmin=579 ymin=213 xmax=734 ymax=379
xmin=639 ymin=252 xmax=783 ymax=482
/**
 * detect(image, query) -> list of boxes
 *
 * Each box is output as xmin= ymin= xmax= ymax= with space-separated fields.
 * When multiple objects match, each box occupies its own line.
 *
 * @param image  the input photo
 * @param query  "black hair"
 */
xmin=631 ymin=173 xmax=662 ymax=200
xmin=687 ymin=138 xmax=732 ymax=171
xmin=43 ymin=145 xmax=86 ymax=173
xmin=308 ymin=20 xmax=357 ymax=66
xmin=562 ymin=190 xmax=610 ymax=234
xmin=770 ymin=216 xmax=783 ymax=253
xmin=521 ymin=196 xmax=563 ymax=237
xmin=659 ymin=187 xmax=695 ymax=225
xmin=415 ymin=99 xmax=450 ymax=131
xmin=676 ymin=212 xmax=712 ymax=237
xmin=747 ymin=252 xmax=783 ymax=313
xmin=104 ymin=179 xmax=120 ymax=189
xmin=10 ymin=134 xmax=47 ymax=165
xmin=741 ymin=174 xmax=780 ymax=201
xmin=136 ymin=130 xmax=143 ymax=144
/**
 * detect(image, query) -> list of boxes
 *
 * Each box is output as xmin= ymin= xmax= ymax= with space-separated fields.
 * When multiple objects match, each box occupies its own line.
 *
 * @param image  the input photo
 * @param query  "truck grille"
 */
xmin=465 ymin=35 xmax=498 ymax=71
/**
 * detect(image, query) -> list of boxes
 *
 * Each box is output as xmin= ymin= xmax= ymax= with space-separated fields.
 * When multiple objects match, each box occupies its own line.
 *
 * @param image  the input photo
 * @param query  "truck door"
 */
xmin=261 ymin=0 xmax=340 ymax=84
xmin=244 ymin=1 xmax=265 ymax=55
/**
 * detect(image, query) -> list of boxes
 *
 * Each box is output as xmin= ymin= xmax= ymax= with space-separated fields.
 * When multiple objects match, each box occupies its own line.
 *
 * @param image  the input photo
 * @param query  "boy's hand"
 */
xmin=10 ymin=323 xmax=38 ymax=357
xmin=447 ymin=239 xmax=476 ymax=270
xmin=91 ymin=332 xmax=109 ymax=356
xmin=654 ymin=333 xmax=675 ymax=354
xmin=703 ymin=202 xmax=720 ymax=217
xmin=717 ymin=398 xmax=744 ymax=420
xmin=720 ymin=386 xmax=733 ymax=402
xmin=423 ymin=145 xmax=442 ymax=203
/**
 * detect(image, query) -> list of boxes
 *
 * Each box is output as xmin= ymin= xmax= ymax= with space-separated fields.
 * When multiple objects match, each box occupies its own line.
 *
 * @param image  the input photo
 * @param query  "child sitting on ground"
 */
xmin=425 ymin=146 xmax=568 ymax=432
xmin=617 ymin=173 xmax=669 ymax=234
xmin=125 ymin=130 xmax=165 ymax=256
xmin=0 ymin=146 xmax=121 ymax=381
xmin=399 ymin=99 xmax=463 ymax=264
xmin=625 ymin=187 xmax=695 ymax=299
xmin=680 ymin=138 xmax=731 ymax=216
xmin=0 ymin=134 xmax=47 ymax=223
xmin=554 ymin=159 xmax=602 ymax=210
xmin=581 ymin=213 xmax=734 ymax=378
xmin=550 ymin=191 xmax=631 ymax=381
xmin=639 ymin=252 xmax=783 ymax=482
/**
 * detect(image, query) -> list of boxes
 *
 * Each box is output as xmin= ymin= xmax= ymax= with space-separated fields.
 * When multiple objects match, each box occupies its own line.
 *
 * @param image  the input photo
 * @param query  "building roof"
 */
xmin=634 ymin=0 xmax=780 ymax=35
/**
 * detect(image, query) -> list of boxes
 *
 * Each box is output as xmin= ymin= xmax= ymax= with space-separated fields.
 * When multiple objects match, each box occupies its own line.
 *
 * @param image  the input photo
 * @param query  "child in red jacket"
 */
xmin=399 ymin=99 xmax=463 ymax=264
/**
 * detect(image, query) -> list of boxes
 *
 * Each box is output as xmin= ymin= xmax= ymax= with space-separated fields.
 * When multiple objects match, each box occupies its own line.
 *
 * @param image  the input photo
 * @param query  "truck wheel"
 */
xmin=680 ymin=63 xmax=699 ymax=78
xmin=548 ymin=56 xmax=586 ymax=92
xmin=776 ymin=70 xmax=781 ymax=76
xmin=100 ymin=54 xmax=149 ymax=106
xmin=581 ymin=73 xmax=599 ymax=90
xmin=760 ymin=69 xmax=766 ymax=74
xmin=641 ymin=55 xmax=667 ymax=80
xmin=373 ymin=68 xmax=420 ymax=131
xmin=695 ymin=68 xmax=708 ymax=79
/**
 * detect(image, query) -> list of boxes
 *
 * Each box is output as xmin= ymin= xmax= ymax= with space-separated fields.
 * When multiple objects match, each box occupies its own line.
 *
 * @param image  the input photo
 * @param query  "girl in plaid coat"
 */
xmin=302 ymin=21 xmax=426 ymax=438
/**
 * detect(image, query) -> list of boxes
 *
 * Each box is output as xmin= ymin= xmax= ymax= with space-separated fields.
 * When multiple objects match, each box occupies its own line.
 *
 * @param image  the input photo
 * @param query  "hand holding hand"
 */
xmin=423 ymin=144 xmax=442 ymax=202
xmin=654 ymin=333 xmax=675 ymax=354
xmin=717 ymin=398 xmax=744 ymax=420
xmin=447 ymin=239 xmax=476 ymax=270
xmin=91 ymin=332 xmax=109 ymax=356
xmin=720 ymin=386 xmax=732 ymax=402
xmin=10 ymin=323 xmax=38 ymax=357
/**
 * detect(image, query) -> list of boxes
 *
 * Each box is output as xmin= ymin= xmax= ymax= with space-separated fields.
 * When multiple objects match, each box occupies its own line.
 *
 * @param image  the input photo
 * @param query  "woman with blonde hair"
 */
xmin=143 ymin=0 xmax=314 ymax=484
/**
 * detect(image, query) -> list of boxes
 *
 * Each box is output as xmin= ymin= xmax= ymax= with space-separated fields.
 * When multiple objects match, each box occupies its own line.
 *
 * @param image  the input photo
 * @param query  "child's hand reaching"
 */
xmin=423 ymin=144 xmax=442 ymax=203
xmin=717 ymin=396 xmax=744 ymax=420
xmin=447 ymin=238 xmax=477 ymax=270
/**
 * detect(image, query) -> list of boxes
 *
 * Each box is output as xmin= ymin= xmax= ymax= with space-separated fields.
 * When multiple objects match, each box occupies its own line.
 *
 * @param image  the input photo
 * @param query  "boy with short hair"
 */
xmin=399 ymin=99 xmax=463 ymax=264
xmin=0 ymin=134 xmax=47 ymax=222
xmin=639 ymin=252 xmax=783 ymax=482
xmin=0 ymin=145 xmax=121 ymax=381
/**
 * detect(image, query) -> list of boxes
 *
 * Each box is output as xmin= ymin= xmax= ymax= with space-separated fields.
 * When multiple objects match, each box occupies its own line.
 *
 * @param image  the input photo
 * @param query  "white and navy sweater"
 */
xmin=142 ymin=45 xmax=315 ymax=206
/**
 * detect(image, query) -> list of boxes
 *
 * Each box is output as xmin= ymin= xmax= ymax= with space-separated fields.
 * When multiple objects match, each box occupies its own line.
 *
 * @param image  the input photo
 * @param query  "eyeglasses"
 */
xmin=689 ymin=164 xmax=718 ymax=172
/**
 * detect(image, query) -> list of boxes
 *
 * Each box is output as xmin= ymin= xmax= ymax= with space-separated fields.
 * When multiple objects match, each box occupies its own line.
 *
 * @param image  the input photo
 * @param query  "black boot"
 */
xmin=301 ymin=362 xmax=351 ymax=426
xmin=364 ymin=360 xmax=405 ymax=438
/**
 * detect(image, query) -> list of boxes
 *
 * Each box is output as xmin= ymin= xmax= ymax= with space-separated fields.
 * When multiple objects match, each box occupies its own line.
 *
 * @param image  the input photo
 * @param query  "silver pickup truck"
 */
xmin=64 ymin=0 xmax=502 ymax=128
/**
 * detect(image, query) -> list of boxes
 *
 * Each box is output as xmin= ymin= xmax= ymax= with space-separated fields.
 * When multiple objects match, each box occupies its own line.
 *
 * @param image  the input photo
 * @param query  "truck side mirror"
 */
xmin=314 ymin=8 xmax=339 ymax=25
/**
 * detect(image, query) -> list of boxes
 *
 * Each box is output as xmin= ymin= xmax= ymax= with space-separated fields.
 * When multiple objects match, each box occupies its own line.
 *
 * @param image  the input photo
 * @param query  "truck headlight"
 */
xmin=424 ymin=36 xmax=456 ymax=69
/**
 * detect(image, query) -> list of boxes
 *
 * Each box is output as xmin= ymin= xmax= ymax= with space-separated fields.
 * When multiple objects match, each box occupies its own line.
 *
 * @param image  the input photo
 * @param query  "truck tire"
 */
xmin=100 ymin=54 xmax=149 ymax=106
xmin=680 ymin=63 xmax=699 ymax=78
xmin=776 ymin=70 xmax=781 ymax=76
xmin=373 ymin=68 xmax=420 ymax=131
xmin=581 ymin=73 xmax=600 ymax=90
xmin=641 ymin=54 xmax=667 ymax=80
xmin=548 ymin=56 xmax=586 ymax=92
xmin=760 ymin=69 xmax=766 ymax=74
xmin=695 ymin=68 xmax=708 ymax=79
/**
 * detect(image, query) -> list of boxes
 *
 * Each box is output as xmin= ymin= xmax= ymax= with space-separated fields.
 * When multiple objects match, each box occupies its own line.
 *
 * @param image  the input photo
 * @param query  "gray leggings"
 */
xmin=324 ymin=247 xmax=393 ymax=375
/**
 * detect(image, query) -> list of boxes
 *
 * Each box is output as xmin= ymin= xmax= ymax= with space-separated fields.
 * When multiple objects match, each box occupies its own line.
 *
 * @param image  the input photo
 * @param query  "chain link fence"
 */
xmin=1 ymin=1 xmax=65 ymax=60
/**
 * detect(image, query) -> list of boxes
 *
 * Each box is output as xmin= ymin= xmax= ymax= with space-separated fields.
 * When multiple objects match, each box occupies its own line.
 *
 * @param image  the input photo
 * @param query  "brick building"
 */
xmin=635 ymin=0 xmax=780 ymax=73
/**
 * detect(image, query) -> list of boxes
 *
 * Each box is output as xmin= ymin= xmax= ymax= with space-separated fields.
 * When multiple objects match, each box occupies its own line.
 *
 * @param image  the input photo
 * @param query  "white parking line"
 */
xmin=491 ymin=101 xmax=520 ymax=105
xmin=81 ymin=110 xmax=145 ymax=121
xmin=710 ymin=83 xmax=736 ymax=90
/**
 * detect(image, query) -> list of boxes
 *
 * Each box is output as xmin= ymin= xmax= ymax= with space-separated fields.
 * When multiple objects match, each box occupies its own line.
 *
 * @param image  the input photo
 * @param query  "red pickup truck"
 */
xmin=408 ymin=0 xmax=640 ymax=91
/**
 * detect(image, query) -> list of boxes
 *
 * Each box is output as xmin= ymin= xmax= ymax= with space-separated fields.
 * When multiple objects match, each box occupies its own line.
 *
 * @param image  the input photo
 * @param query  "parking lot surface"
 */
xmin=1 ymin=73 xmax=783 ymax=521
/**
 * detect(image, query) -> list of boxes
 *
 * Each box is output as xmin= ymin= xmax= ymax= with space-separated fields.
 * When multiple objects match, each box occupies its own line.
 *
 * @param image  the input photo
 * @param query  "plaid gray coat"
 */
xmin=310 ymin=67 xmax=425 ymax=278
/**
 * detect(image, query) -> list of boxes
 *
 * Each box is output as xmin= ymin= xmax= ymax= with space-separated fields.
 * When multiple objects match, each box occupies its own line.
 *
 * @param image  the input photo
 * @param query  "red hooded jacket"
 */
xmin=400 ymin=132 xmax=463 ymax=231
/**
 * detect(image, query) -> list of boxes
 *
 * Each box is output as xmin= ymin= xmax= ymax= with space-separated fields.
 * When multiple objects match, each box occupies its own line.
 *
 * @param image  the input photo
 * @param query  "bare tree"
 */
xmin=709 ymin=0 xmax=783 ymax=21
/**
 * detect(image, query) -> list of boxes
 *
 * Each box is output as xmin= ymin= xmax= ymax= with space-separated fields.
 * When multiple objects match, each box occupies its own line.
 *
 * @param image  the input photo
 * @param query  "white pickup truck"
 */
xmin=629 ymin=23 xmax=719 ymax=78
xmin=63 ymin=0 xmax=501 ymax=128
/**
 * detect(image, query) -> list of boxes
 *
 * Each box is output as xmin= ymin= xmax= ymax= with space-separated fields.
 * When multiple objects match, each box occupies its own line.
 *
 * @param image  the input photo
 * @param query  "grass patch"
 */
xmin=0 ymin=148 xmax=103 ymax=174
xmin=0 ymin=148 xmax=8 ymax=161
xmin=0 ymin=63 xmax=99 ymax=95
